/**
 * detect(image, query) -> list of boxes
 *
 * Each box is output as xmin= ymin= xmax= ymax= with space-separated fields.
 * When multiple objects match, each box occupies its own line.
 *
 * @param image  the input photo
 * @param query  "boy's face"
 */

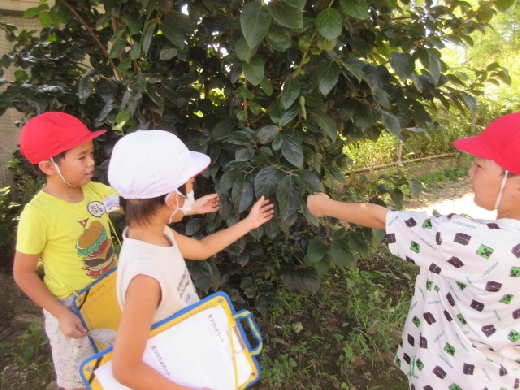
xmin=468 ymin=156 xmax=505 ymax=211
xmin=54 ymin=140 xmax=96 ymax=187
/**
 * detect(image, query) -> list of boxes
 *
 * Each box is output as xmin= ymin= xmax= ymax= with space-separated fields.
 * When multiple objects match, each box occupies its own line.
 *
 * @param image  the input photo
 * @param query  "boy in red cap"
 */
xmin=13 ymin=113 xmax=220 ymax=390
xmin=307 ymin=112 xmax=520 ymax=389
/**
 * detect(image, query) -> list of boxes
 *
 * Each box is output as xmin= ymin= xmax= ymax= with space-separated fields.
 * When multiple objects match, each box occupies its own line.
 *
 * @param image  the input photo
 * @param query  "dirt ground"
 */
xmin=0 ymin=176 xmax=493 ymax=390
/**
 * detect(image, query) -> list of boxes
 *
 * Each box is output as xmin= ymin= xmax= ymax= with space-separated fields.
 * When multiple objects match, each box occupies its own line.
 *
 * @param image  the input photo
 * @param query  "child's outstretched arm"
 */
xmin=307 ymin=193 xmax=389 ymax=230
xmin=185 ymin=193 xmax=220 ymax=216
xmin=13 ymin=251 xmax=87 ymax=338
xmin=112 ymin=276 xmax=212 ymax=390
xmin=174 ymin=196 xmax=274 ymax=260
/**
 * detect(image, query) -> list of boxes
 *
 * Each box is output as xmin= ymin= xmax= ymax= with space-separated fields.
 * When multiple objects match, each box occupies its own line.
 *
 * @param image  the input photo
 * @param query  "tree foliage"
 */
xmin=0 ymin=0 xmax=513 ymax=312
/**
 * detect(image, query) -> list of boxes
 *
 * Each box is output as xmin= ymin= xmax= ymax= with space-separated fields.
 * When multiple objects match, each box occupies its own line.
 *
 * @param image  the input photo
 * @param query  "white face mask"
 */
xmin=167 ymin=189 xmax=195 ymax=224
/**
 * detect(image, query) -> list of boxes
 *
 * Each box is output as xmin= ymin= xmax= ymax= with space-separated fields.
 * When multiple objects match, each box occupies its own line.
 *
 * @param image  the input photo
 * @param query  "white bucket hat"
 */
xmin=108 ymin=130 xmax=210 ymax=199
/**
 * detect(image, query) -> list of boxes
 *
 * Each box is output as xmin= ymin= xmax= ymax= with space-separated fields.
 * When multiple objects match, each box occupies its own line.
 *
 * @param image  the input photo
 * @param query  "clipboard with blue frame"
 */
xmin=79 ymin=291 xmax=263 ymax=390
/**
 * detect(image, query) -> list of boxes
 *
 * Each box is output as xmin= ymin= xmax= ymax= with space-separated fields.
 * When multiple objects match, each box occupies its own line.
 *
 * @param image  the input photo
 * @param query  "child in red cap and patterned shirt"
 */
xmin=13 ymin=113 xmax=220 ymax=390
xmin=307 ymin=112 xmax=520 ymax=389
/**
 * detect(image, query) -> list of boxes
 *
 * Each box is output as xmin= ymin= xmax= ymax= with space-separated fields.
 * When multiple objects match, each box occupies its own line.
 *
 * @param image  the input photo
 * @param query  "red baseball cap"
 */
xmin=20 ymin=112 xmax=107 ymax=164
xmin=453 ymin=112 xmax=520 ymax=175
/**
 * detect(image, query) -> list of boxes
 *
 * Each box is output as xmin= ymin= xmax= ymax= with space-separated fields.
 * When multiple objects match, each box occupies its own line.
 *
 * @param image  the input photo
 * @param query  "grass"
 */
xmin=254 ymin=247 xmax=417 ymax=390
xmin=0 ymin=323 xmax=54 ymax=390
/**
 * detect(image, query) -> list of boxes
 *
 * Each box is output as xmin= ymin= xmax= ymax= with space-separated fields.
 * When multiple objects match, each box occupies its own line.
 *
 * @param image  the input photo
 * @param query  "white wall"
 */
xmin=0 ymin=1 xmax=44 ymax=186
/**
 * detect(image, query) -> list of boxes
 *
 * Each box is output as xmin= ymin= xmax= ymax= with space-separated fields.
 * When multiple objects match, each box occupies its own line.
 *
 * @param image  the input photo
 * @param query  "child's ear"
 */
xmin=164 ymin=191 xmax=178 ymax=209
xmin=38 ymin=160 xmax=55 ymax=175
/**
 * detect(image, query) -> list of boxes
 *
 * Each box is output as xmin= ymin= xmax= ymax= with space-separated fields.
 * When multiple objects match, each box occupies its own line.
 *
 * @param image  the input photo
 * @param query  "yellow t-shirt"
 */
xmin=16 ymin=182 xmax=119 ymax=299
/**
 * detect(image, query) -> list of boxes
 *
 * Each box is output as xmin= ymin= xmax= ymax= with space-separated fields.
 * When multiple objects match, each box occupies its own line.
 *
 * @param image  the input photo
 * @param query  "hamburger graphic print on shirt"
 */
xmin=76 ymin=217 xmax=115 ymax=278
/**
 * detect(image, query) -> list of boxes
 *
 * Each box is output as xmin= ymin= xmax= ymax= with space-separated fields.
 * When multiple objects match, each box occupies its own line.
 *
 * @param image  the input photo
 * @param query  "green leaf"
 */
xmin=281 ymin=78 xmax=300 ymax=109
xmin=235 ymin=36 xmax=256 ymax=63
xmin=147 ymin=84 xmax=165 ymax=114
xmin=232 ymin=179 xmax=255 ymax=213
xmin=241 ymin=2 xmax=271 ymax=48
xmin=428 ymin=52 xmax=442 ymax=86
xmin=277 ymin=175 xmax=302 ymax=219
xmin=497 ymin=0 xmax=515 ymax=8
xmin=309 ymin=110 xmax=338 ymax=142
xmin=259 ymin=78 xmax=274 ymax=96
xmin=330 ymin=237 xmax=355 ymax=268
xmin=142 ymin=21 xmax=157 ymax=54
xmin=24 ymin=4 xmax=49 ymax=18
xmin=266 ymin=25 xmax=292 ymax=52
xmin=343 ymin=57 xmax=366 ymax=82
xmin=281 ymin=135 xmax=304 ymax=168
xmin=316 ymin=8 xmax=342 ymax=40
xmin=254 ymin=166 xmax=280 ymax=197
xmin=257 ymin=125 xmax=280 ymax=144
xmin=381 ymin=111 xmax=401 ymax=137
xmin=268 ymin=100 xmax=300 ymax=126
xmin=282 ymin=268 xmax=321 ymax=294
xmin=186 ymin=260 xmax=212 ymax=293
xmin=109 ymin=38 xmax=127 ymax=58
xmin=160 ymin=47 xmax=177 ymax=61
xmin=389 ymin=189 xmax=404 ymax=210
xmin=408 ymin=179 xmax=422 ymax=197
xmin=390 ymin=52 xmax=414 ymax=81
xmin=162 ymin=11 xmax=195 ymax=48
xmin=297 ymin=170 xmax=324 ymax=193
xmin=243 ymin=55 xmax=264 ymax=86
xmin=39 ymin=12 xmax=54 ymax=28
xmin=461 ymin=93 xmax=476 ymax=112
xmin=318 ymin=60 xmax=340 ymax=95
xmin=307 ymin=238 xmax=329 ymax=264
xmin=211 ymin=119 xmax=236 ymax=140
xmin=225 ymin=130 xmax=253 ymax=145
xmin=186 ymin=218 xmax=202 ymax=235
xmin=339 ymin=0 xmax=369 ymax=20
xmin=267 ymin=0 xmax=303 ymax=29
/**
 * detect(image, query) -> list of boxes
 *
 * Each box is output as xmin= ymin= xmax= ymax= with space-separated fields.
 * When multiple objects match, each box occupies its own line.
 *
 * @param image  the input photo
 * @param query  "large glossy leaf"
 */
xmin=267 ymin=0 xmax=303 ymax=29
xmin=266 ymin=25 xmax=292 ymax=52
xmin=162 ymin=12 xmax=195 ymax=48
xmin=232 ymin=178 xmax=255 ymax=213
xmin=390 ymin=52 xmax=414 ymax=81
xmin=268 ymin=100 xmax=300 ymax=126
xmin=282 ymin=267 xmax=320 ymax=294
xmin=316 ymin=8 xmax=342 ymax=40
xmin=330 ymin=236 xmax=355 ymax=268
xmin=309 ymin=109 xmax=338 ymax=142
xmin=281 ymin=134 xmax=304 ymax=168
xmin=235 ymin=36 xmax=256 ymax=63
xmin=307 ymin=238 xmax=329 ymax=264
xmin=297 ymin=170 xmax=324 ymax=193
xmin=428 ymin=52 xmax=442 ymax=86
xmin=281 ymin=78 xmax=300 ymax=109
xmin=241 ymin=2 xmax=271 ymax=48
xmin=339 ymin=0 xmax=369 ymax=20
xmin=257 ymin=125 xmax=280 ymax=144
xmin=381 ymin=111 xmax=401 ymax=137
xmin=254 ymin=166 xmax=280 ymax=198
xmin=186 ymin=260 xmax=212 ymax=293
xmin=318 ymin=60 xmax=340 ymax=95
xmin=243 ymin=55 xmax=264 ymax=86
xmin=277 ymin=175 xmax=301 ymax=219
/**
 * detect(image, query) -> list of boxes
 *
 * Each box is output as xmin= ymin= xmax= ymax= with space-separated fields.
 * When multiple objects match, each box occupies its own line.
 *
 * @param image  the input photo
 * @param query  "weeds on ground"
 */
xmin=256 ymin=247 xmax=416 ymax=390
xmin=0 ymin=323 xmax=54 ymax=390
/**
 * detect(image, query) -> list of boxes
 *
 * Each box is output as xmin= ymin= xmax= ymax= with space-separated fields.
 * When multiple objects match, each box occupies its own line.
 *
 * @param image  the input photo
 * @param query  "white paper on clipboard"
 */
xmin=92 ymin=305 xmax=252 ymax=390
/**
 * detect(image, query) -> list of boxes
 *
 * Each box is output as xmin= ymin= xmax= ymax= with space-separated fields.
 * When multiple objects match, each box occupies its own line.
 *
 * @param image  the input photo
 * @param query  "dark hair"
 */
xmin=120 ymin=194 xmax=166 ymax=226
xmin=31 ymin=150 xmax=67 ymax=177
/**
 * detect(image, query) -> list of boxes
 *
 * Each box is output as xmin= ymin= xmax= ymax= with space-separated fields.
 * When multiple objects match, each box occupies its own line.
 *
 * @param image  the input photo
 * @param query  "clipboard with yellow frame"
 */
xmin=79 ymin=291 xmax=263 ymax=390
